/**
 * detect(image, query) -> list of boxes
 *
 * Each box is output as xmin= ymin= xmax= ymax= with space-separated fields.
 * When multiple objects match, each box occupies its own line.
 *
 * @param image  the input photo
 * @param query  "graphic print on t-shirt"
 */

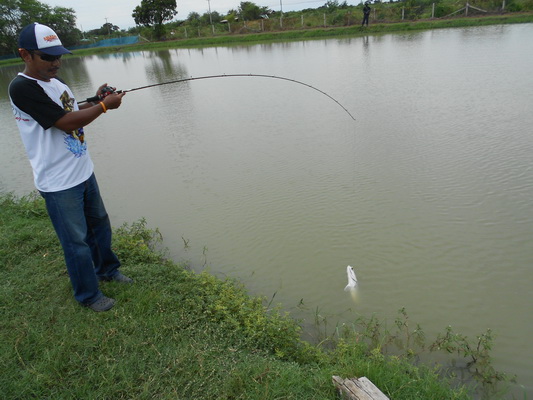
xmin=60 ymin=90 xmax=87 ymax=158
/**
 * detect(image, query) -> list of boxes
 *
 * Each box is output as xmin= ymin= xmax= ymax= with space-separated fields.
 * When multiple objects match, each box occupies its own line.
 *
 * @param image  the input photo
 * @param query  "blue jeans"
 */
xmin=40 ymin=173 xmax=120 ymax=305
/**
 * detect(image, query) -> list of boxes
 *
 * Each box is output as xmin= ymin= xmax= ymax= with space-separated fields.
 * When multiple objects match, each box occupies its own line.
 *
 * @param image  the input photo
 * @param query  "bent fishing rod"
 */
xmin=79 ymin=74 xmax=356 ymax=121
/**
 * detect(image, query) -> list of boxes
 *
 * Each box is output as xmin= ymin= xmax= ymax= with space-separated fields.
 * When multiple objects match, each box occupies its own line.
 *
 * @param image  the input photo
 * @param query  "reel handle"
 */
xmin=83 ymin=86 xmax=121 ymax=104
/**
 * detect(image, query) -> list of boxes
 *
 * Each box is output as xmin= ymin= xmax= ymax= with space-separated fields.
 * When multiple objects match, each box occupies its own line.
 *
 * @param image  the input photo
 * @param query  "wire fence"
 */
xmin=167 ymin=1 xmax=511 ymax=40
xmin=69 ymin=36 xmax=140 ymax=50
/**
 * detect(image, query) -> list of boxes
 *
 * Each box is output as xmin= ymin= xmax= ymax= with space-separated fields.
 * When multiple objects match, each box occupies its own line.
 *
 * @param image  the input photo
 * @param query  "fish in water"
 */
xmin=344 ymin=265 xmax=357 ymax=291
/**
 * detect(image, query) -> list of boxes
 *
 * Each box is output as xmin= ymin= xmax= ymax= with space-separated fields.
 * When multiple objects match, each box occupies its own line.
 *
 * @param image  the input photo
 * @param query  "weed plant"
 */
xmin=0 ymin=193 xmax=516 ymax=399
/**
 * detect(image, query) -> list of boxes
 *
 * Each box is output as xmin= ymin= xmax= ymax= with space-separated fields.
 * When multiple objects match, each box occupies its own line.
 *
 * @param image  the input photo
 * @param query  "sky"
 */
xmin=47 ymin=0 xmax=333 ymax=31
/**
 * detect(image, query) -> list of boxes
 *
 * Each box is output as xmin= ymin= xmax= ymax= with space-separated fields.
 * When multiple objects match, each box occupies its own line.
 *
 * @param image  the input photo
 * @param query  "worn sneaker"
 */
xmin=101 ymin=271 xmax=134 ymax=284
xmin=85 ymin=296 xmax=115 ymax=312
xmin=113 ymin=272 xmax=134 ymax=283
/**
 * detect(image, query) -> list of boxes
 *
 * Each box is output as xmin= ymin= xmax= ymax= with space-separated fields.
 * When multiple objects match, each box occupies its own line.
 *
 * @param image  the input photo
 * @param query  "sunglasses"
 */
xmin=31 ymin=51 xmax=62 ymax=62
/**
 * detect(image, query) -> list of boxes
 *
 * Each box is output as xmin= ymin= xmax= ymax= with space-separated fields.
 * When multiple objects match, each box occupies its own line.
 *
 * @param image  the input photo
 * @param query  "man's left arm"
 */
xmin=54 ymin=92 xmax=125 ymax=132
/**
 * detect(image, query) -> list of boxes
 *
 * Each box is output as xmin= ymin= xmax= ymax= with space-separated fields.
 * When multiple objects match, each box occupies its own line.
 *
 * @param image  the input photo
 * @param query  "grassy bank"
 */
xmin=1 ymin=193 xmax=517 ymax=399
xmin=134 ymin=12 xmax=533 ymax=49
xmin=72 ymin=12 xmax=533 ymax=54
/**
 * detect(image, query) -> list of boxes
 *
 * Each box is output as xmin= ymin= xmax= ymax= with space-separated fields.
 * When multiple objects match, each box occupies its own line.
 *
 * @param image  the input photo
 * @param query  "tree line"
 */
xmin=2 ymin=0 xmax=532 ymax=56
xmin=0 ymin=0 xmax=77 ymax=56
xmin=0 ymin=0 xmax=179 ymax=56
xmin=0 ymin=0 xmax=356 ymax=55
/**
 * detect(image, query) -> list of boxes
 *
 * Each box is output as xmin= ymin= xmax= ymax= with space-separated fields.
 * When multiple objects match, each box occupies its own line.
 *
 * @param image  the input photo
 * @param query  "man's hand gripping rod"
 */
xmin=84 ymin=86 xmax=122 ymax=103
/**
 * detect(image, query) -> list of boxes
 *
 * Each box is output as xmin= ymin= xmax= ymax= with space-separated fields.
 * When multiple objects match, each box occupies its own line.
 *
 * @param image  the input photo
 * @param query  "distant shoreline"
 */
xmin=1 ymin=12 xmax=532 ymax=66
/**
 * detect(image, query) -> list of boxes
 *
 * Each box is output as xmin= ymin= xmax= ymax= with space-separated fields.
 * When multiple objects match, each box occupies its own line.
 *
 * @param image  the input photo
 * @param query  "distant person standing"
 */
xmin=362 ymin=2 xmax=371 ymax=26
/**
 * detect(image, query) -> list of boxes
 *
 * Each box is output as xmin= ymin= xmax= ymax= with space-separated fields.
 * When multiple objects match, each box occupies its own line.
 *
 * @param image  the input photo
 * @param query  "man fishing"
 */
xmin=8 ymin=22 xmax=131 ymax=312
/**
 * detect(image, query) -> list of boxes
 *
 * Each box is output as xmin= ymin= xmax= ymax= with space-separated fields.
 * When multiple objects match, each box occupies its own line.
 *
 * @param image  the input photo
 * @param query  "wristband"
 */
xmin=99 ymin=102 xmax=107 ymax=113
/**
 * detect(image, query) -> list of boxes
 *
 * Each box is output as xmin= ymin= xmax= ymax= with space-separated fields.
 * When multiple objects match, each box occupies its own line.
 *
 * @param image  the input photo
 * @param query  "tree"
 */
xmin=132 ymin=0 xmax=178 ymax=39
xmin=225 ymin=9 xmax=239 ymax=22
xmin=45 ymin=7 xmax=78 ymax=45
xmin=0 ymin=0 xmax=78 ymax=56
xmin=0 ymin=0 xmax=21 ymax=55
xmin=324 ymin=0 xmax=340 ymax=12
xmin=88 ymin=22 xmax=120 ymax=36
xmin=186 ymin=11 xmax=201 ymax=27
xmin=238 ymin=1 xmax=271 ymax=20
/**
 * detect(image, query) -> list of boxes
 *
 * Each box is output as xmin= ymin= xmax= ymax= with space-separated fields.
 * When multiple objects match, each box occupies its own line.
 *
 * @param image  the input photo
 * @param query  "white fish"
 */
xmin=344 ymin=265 xmax=358 ymax=291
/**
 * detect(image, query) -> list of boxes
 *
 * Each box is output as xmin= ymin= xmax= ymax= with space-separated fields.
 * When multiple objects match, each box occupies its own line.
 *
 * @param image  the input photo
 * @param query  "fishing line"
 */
xmin=79 ymin=74 xmax=356 ymax=121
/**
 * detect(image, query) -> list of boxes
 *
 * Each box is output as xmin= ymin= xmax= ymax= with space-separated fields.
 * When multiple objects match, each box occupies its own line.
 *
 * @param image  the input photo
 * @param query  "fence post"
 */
xmin=402 ymin=7 xmax=405 ymax=20
xmin=324 ymin=13 xmax=327 ymax=27
xmin=432 ymin=3 xmax=435 ymax=18
xmin=465 ymin=2 xmax=469 ymax=16
xmin=301 ymin=14 xmax=304 ymax=27
xmin=184 ymin=27 xmax=188 ymax=38
xmin=501 ymin=0 xmax=506 ymax=10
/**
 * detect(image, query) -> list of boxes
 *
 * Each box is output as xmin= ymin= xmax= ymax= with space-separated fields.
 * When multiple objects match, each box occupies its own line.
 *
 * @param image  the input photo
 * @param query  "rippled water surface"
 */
xmin=2 ymin=24 xmax=532 ymax=395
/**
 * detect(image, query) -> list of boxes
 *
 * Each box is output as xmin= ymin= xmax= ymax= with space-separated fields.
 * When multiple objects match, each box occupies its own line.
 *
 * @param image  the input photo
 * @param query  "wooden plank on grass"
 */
xmin=332 ymin=376 xmax=390 ymax=400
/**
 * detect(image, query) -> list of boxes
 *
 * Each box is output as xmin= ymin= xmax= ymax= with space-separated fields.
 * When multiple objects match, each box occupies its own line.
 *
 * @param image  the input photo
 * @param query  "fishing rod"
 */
xmin=80 ymin=74 xmax=356 ymax=121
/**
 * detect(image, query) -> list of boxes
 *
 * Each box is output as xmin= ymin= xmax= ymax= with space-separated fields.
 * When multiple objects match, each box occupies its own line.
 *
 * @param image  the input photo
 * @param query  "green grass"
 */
xmin=0 ymin=193 xmax=508 ymax=399
xmin=99 ymin=13 xmax=533 ymax=51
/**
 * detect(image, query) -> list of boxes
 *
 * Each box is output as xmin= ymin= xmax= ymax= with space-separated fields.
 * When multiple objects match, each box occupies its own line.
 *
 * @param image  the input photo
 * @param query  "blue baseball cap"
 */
xmin=18 ymin=23 xmax=72 ymax=56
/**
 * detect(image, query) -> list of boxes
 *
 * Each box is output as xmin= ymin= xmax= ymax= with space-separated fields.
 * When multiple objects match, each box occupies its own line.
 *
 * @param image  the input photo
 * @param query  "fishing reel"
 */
xmin=84 ymin=85 xmax=122 ymax=104
xmin=99 ymin=85 xmax=117 ymax=99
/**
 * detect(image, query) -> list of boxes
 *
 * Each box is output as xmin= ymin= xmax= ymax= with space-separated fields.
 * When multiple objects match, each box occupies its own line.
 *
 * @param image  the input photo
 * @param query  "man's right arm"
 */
xmin=9 ymin=76 xmax=66 ymax=129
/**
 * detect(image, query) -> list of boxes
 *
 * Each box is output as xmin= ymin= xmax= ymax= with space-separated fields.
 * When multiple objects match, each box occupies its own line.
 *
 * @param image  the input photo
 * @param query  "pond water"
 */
xmin=2 ymin=23 xmax=532 ymax=396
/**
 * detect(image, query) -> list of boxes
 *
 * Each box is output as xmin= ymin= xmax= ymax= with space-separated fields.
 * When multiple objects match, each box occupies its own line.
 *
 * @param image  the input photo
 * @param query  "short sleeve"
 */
xmin=9 ymin=76 xmax=67 ymax=130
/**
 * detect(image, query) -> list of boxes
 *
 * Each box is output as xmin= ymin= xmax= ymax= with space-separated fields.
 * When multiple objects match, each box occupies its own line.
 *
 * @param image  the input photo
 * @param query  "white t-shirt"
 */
xmin=9 ymin=73 xmax=94 ymax=192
